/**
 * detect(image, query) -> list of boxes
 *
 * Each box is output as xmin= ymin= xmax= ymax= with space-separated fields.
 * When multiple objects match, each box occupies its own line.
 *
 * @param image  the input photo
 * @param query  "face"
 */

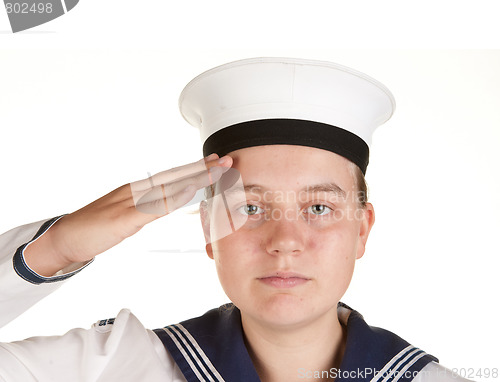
xmin=201 ymin=145 xmax=374 ymax=329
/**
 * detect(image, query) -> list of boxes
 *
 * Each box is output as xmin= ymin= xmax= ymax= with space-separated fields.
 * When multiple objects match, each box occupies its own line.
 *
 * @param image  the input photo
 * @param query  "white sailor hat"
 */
xmin=179 ymin=57 xmax=395 ymax=174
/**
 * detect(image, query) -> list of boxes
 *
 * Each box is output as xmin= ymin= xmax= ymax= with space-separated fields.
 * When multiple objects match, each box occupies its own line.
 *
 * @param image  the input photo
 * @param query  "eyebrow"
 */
xmin=241 ymin=183 xmax=346 ymax=198
xmin=303 ymin=183 xmax=347 ymax=198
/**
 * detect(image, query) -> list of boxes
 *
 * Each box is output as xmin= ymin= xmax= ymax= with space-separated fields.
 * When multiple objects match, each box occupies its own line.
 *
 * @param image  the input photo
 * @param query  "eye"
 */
xmin=237 ymin=204 xmax=264 ymax=216
xmin=307 ymin=204 xmax=332 ymax=216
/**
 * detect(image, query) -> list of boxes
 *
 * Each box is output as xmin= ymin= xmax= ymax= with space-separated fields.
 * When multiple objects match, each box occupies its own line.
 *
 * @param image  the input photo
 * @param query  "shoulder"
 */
xmin=413 ymin=362 xmax=474 ymax=382
xmin=0 ymin=309 xmax=183 ymax=382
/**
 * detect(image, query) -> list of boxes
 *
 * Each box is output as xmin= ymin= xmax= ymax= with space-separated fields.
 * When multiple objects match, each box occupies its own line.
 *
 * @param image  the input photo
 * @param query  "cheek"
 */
xmin=211 ymin=231 xmax=261 ymax=274
xmin=310 ymin=223 xmax=358 ymax=255
xmin=310 ymin=227 xmax=358 ymax=281
xmin=210 ymin=232 xmax=263 ymax=303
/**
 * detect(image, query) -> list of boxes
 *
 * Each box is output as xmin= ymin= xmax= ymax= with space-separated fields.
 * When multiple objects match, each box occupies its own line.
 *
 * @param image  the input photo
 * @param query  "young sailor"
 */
xmin=0 ymin=58 xmax=471 ymax=381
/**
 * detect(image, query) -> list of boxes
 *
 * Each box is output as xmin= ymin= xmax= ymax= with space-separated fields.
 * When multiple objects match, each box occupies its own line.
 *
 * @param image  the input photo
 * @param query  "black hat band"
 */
xmin=203 ymin=119 xmax=369 ymax=174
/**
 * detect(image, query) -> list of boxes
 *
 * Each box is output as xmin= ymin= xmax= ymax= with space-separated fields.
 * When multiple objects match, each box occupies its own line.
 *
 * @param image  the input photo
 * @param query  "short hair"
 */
xmin=349 ymin=161 xmax=368 ymax=209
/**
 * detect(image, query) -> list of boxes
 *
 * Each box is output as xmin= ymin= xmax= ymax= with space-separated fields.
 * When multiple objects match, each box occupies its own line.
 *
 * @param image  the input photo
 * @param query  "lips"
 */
xmin=258 ymin=272 xmax=311 ymax=288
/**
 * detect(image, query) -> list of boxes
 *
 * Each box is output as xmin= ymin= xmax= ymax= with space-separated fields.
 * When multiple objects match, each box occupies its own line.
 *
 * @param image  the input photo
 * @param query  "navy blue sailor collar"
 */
xmin=153 ymin=303 xmax=438 ymax=382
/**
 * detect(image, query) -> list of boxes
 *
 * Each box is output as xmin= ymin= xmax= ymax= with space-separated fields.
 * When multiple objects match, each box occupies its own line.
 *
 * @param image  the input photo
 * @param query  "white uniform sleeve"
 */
xmin=0 ymin=217 xmax=92 ymax=328
xmin=0 ymin=309 xmax=184 ymax=382
xmin=413 ymin=361 xmax=474 ymax=381
xmin=0 ymin=219 xmax=185 ymax=381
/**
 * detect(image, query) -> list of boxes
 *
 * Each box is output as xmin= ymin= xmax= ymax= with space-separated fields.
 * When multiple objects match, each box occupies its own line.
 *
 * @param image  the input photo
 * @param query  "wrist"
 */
xmin=23 ymin=216 xmax=74 ymax=277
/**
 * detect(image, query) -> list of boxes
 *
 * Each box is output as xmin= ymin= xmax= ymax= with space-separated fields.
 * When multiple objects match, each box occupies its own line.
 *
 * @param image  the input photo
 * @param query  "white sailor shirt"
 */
xmin=0 ymin=218 xmax=472 ymax=381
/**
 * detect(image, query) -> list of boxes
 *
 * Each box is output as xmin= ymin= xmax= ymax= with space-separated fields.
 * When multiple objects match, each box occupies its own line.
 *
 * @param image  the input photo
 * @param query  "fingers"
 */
xmin=130 ymin=154 xmax=218 ymax=194
xmin=134 ymin=184 xmax=197 ymax=215
xmin=132 ymin=155 xmax=232 ymax=216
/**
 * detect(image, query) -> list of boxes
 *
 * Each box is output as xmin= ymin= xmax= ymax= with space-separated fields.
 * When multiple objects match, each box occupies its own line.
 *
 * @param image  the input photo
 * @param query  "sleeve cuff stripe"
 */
xmin=12 ymin=216 xmax=90 ymax=285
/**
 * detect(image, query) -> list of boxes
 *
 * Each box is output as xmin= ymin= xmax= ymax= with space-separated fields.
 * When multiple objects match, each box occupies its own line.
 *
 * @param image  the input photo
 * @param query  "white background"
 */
xmin=0 ymin=1 xmax=499 ymax=379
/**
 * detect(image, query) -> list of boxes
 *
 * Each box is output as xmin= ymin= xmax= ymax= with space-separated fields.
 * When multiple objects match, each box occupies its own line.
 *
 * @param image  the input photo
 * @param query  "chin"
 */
xmin=246 ymin=294 xmax=321 ymax=327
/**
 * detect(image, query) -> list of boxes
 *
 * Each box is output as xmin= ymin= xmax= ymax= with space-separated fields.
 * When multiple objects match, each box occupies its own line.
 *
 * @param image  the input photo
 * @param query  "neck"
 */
xmin=241 ymin=307 xmax=346 ymax=382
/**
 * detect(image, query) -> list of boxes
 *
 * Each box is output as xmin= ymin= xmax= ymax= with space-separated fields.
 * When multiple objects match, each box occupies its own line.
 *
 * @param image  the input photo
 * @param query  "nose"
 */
xmin=265 ymin=216 xmax=305 ymax=256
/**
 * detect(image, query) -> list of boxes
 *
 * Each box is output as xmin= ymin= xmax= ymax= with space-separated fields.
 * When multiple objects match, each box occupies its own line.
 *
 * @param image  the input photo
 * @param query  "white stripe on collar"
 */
xmin=371 ymin=345 xmax=427 ymax=382
xmin=391 ymin=351 xmax=427 ymax=382
xmin=162 ymin=324 xmax=226 ymax=382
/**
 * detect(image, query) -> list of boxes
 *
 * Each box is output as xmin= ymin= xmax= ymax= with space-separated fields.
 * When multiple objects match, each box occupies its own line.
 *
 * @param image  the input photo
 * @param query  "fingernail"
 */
xmin=218 ymin=156 xmax=229 ymax=164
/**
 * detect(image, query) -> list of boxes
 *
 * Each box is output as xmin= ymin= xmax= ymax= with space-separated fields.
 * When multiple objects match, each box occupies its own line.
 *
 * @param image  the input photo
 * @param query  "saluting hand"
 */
xmin=24 ymin=154 xmax=232 ymax=277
